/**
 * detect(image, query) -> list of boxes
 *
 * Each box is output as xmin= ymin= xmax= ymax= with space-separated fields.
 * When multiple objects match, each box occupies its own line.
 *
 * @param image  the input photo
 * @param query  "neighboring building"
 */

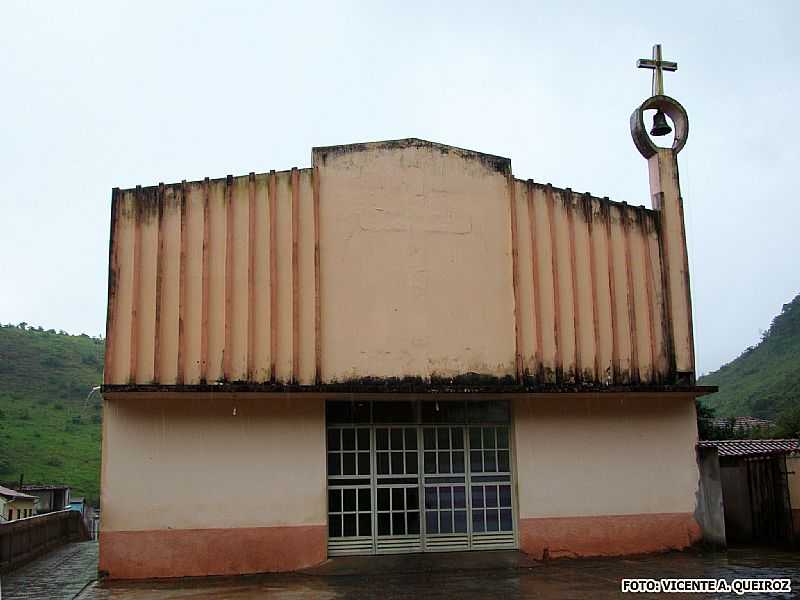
xmin=710 ymin=416 xmax=774 ymax=434
xmin=697 ymin=439 xmax=799 ymax=546
xmin=0 ymin=485 xmax=37 ymax=521
xmin=100 ymin=50 xmax=714 ymax=578
xmin=21 ymin=484 xmax=71 ymax=514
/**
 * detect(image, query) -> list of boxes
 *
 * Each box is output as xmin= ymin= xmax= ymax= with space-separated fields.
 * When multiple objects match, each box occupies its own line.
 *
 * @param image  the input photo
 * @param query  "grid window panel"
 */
xmin=468 ymin=426 xmax=510 ymax=474
xmin=377 ymin=486 xmax=419 ymax=536
xmin=423 ymin=427 xmax=466 ymax=475
xmin=328 ymin=485 xmax=372 ymax=538
xmin=328 ymin=427 xmax=371 ymax=478
xmin=424 ymin=485 xmax=468 ymax=535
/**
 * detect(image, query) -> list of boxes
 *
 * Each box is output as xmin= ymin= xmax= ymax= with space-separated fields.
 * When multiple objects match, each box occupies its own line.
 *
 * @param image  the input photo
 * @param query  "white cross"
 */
xmin=637 ymin=44 xmax=678 ymax=96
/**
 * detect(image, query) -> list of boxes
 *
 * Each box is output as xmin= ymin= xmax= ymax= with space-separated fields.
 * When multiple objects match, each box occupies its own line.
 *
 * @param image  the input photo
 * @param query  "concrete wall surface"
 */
xmin=513 ymin=394 xmax=701 ymax=558
xmin=103 ymin=139 xmax=693 ymax=387
xmin=99 ymin=396 xmax=327 ymax=577
xmin=694 ymin=446 xmax=726 ymax=547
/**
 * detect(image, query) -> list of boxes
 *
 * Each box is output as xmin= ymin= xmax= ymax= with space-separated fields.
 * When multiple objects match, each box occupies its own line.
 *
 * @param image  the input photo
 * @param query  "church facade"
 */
xmin=100 ymin=127 xmax=711 ymax=577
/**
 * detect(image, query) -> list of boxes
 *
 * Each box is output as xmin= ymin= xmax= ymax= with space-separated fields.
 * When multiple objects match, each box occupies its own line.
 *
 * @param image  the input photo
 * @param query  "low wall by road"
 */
xmin=0 ymin=510 xmax=89 ymax=573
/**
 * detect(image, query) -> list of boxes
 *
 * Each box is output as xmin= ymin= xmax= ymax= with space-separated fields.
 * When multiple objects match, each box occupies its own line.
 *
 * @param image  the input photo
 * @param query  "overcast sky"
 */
xmin=2 ymin=1 xmax=797 ymax=376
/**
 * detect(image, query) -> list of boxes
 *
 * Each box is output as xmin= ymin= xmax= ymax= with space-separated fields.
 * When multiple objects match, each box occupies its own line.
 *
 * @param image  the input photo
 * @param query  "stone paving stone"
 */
xmin=1 ymin=541 xmax=98 ymax=600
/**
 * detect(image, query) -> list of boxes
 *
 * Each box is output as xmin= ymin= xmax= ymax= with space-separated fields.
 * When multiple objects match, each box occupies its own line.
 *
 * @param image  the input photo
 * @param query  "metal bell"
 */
xmin=650 ymin=109 xmax=672 ymax=137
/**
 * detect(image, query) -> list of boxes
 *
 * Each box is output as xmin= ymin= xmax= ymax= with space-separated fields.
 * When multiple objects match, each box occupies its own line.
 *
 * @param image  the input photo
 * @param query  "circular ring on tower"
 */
xmin=630 ymin=95 xmax=689 ymax=159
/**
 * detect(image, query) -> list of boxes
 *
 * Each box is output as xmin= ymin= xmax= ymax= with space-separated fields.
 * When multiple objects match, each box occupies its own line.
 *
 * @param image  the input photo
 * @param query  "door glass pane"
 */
xmin=472 ymin=510 xmax=485 ymax=533
xmin=343 ymin=489 xmax=356 ymax=512
xmin=377 ymin=452 xmax=389 ymax=474
xmin=342 ymin=429 xmax=356 ymax=451
xmin=440 ymin=511 xmax=452 ymax=534
xmin=358 ymin=488 xmax=371 ymax=511
xmin=426 ymin=511 xmax=438 ymax=534
xmin=328 ymin=453 xmax=341 ymax=476
xmin=486 ymin=510 xmax=499 ymax=532
xmin=486 ymin=486 xmax=498 ymax=508
xmin=455 ymin=510 xmax=467 ymax=533
xmin=472 ymin=486 xmax=483 ymax=508
xmin=405 ymin=429 xmax=417 ymax=450
xmin=327 ymin=429 xmax=340 ymax=450
xmin=343 ymin=453 xmax=356 ymax=475
xmin=328 ymin=489 xmax=341 ymax=513
xmin=497 ymin=428 xmax=509 ymax=449
xmin=378 ymin=513 xmax=390 ymax=535
xmin=500 ymin=509 xmax=513 ymax=531
xmin=406 ymin=488 xmax=419 ymax=510
xmin=408 ymin=511 xmax=420 ymax=535
xmin=378 ymin=488 xmax=390 ymax=511
xmin=452 ymin=452 xmax=465 ymax=474
xmin=440 ymin=487 xmax=452 ymax=509
xmin=469 ymin=428 xmax=482 ymax=449
xmin=424 ymin=428 xmax=435 ymax=450
xmin=376 ymin=428 xmax=389 ymax=450
xmin=343 ymin=514 xmax=357 ymax=536
xmin=357 ymin=428 xmax=370 ymax=450
xmin=470 ymin=451 xmax=483 ymax=472
xmin=359 ymin=513 xmax=372 ymax=536
xmin=437 ymin=428 xmax=450 ymax=449
xmin=392 ymin=512 xmax=405 ymax=535
xmin=390 ymin=428 xmax=402 ymax=449
xmin=498 ymin=450 xmax=510 ymax=472
xmin=391 ymin=452 xmax=404 ymax=474
xmin=483 ymin=427 xmax=496 ymax=448
xmin=407 ymin=452 xmax=418 ymax=474
xmin=424 ymin=451 xmax=436 ymax=474
xmin=329 ymin=514 xmax=342 ymax=537
xmin=499 ymin=485 xmax=511 ymax=508
xmin=484 ymin=451 xmax=497 ymax=472
xmin=392 ymin=488 xmax=404 ymax=510
xmin=358 ymin=452 xmax=370 ymax=475
xmin=453 ymin=486 xmax=466 ymax=508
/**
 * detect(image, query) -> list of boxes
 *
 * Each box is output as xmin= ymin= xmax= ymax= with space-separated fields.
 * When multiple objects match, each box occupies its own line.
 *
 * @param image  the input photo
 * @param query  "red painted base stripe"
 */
xmin=99 ymin=524 xmax=326 ymax=579
xmin=519 ymin=512 xmax=701 ymax=560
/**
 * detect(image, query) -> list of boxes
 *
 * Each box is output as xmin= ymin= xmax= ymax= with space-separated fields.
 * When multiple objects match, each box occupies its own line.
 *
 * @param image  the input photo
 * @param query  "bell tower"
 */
xmin=630 ymin=44 xmax=695 ymax=382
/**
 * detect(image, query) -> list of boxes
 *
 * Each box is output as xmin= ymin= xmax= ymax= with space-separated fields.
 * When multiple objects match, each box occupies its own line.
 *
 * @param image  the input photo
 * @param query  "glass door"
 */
xmin=325 ymin=400 xmax=517 ymax=556
xmin=422 ymin=426 xmax=470 ymax=551
xmin=374 ymin=426 xmax=422 ymax=553
xmin=327 ymin=426 xmax=373 ymax=555
xmin=468 ymin=425 xmax=515 ymax=549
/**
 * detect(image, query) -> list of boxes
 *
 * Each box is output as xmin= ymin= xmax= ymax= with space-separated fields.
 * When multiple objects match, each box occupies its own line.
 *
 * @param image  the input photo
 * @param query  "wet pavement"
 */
xmin=0 ymin=540 xmax=98 ymax=600
xmin=4 ymin=542 xmax=800 ymax=599
xmin=79 ymin=547 xmax=800 ymax=599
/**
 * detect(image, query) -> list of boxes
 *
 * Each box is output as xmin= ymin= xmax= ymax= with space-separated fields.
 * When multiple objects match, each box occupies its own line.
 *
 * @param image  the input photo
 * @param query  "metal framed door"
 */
xmin=468 ymin=425 xmax=516 ymax=549
xmin=374 ymin=426 xmax=422 ymax=553
xmin=422 ymin=426 xmax=470 ymax=551
xmin=327 ymin=426 xmax=374 ymax=555
xmin=326 ymin=401 xmax=517 ymax=556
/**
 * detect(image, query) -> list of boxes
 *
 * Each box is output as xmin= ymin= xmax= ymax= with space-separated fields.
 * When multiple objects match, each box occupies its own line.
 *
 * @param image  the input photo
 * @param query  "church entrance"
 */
xmin=326 ymin=399 xmax=517 ymax=556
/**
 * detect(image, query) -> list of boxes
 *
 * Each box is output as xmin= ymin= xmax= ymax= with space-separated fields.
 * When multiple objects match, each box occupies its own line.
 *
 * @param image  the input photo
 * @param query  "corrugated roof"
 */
xmin=0 ymin=485 xmax=36 ymax=500
xmin=698 ymin=439 xmax=799 ymax=457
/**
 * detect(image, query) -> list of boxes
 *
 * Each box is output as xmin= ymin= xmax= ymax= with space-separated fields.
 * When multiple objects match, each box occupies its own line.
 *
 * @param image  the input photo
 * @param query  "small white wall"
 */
xmin=101 ymin=395 xmax=326 ymax=532
xmin=513 ymin=394 xmax=699 ymax=518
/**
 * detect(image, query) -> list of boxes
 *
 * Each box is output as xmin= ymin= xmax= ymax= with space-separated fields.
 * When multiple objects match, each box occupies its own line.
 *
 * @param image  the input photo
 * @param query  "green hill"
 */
xmin=699 ymin=292 xmax=800 ymax=420
xmin=0 ymin=324 xmax=103 ymax=504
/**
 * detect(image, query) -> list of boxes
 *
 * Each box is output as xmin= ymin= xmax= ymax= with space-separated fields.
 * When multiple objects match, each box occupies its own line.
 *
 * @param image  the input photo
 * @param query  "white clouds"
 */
xmin=1 ymin=0 xmax=797 ymax=373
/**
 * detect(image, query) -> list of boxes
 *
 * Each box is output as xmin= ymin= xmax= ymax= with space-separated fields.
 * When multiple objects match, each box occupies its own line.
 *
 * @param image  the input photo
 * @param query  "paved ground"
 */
xmin=1 ymin=540 xmax=98 ymax=600
xmin=4 ymin=543 xmax=800 ymax=599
